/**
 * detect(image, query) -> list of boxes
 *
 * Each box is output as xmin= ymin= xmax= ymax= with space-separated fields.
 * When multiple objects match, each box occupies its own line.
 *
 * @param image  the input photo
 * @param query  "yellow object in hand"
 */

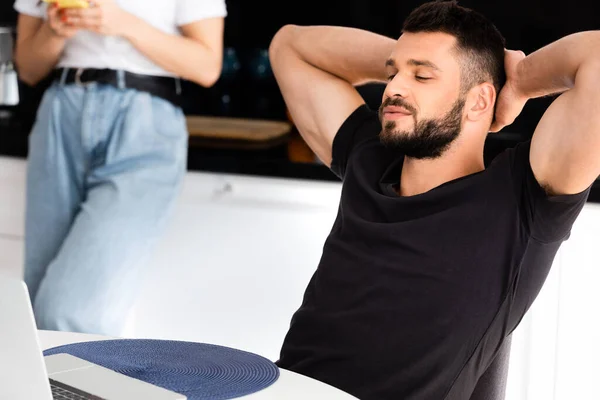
xmin=43 ymin=0 xmax=90 ymax=9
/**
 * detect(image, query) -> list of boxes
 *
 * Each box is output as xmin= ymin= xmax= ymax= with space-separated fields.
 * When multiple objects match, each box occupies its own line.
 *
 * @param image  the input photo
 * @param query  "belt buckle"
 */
xmin=74 ymin=68 xmax=94 ymax=87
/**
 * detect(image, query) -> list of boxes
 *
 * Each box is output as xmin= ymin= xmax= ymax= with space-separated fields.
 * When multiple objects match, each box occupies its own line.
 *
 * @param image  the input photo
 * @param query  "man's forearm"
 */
xmin=15 ymin=22 xmax=66 ymax=86
xmin=281 ymin=25 xmax=395 ymax=86
xmin=123 ymin=15 xmax=221 ymax=87
xmin=516 ymin=31 xmax=600 ymax=99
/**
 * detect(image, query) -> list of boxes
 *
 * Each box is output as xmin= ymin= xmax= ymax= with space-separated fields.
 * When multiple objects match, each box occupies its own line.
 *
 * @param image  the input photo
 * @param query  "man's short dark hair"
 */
xmin=402 ymin=0 xmax=506 ymax=97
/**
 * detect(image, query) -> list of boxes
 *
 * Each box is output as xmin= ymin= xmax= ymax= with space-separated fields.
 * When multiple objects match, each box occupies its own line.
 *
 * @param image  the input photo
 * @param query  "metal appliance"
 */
xmin=0 ymin=26 xmax=19 ymax=107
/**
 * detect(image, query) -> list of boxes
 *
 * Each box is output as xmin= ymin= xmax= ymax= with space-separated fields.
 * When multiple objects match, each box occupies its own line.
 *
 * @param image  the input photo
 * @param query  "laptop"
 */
xmin=0 ymin=275 xmax=186 ymax=400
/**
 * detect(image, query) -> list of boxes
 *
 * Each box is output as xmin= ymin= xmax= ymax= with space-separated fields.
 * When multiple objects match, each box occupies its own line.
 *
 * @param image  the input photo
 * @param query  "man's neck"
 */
xmin=398 ymin=142 xmax=486 ymax=197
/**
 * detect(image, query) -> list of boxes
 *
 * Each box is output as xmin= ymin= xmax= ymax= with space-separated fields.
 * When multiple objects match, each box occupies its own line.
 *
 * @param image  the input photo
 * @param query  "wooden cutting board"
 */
xmin=186 ymin=116 xmax=291 ymax=142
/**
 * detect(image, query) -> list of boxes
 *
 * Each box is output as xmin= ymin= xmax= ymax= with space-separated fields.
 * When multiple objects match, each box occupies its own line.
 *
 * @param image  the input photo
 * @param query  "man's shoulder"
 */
xmin=486 ymin=139 xmax=532 ymax=172
xmin=331 ymin=104 xmax=383 ymax=179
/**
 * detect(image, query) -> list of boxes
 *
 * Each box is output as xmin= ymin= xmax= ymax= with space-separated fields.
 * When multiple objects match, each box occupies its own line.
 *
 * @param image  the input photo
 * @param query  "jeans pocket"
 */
xmin=30 ymin=84 xmax=59 ymax=136
xmin=150 ymin=95 xmax=187 ymax=140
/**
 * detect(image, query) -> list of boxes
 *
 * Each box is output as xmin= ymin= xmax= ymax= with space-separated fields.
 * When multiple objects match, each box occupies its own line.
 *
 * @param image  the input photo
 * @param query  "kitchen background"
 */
xmin=1 ymin=3 xmax=600 ymax=400
xmin=1 ymin=0 xmax=599 ymax=197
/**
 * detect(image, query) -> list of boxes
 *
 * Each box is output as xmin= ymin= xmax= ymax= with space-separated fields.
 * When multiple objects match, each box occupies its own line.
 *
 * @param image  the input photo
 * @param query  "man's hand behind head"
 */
xmin=490 ymin=49 xmax=528 ymax=133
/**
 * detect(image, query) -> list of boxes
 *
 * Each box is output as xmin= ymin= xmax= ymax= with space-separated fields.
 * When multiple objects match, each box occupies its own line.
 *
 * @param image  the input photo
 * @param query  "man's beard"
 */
xmin=378 ymin=96 xmax=466 ymax=159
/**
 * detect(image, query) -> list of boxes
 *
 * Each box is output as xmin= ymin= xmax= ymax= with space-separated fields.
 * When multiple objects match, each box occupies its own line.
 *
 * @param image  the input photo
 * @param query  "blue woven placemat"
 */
xmin=43 ymin=339 xmax=280 ymax=399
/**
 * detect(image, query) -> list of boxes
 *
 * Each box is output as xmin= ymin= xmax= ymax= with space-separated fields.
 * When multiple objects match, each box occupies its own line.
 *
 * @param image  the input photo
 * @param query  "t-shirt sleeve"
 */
xmin=14 ymin=0 xmax=46 ymax=18
xmin=510 ymin=140 xmax=591 ymax=243
xmin=176 ymin=0 xmax=227 ymax=27
xmin=330 ymin=104 xmax=380 ymax=179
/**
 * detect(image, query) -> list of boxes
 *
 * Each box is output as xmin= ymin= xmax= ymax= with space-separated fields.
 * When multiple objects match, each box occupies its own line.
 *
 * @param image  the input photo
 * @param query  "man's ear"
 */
xmin=466 ymin=82 xmax=496 ymax=122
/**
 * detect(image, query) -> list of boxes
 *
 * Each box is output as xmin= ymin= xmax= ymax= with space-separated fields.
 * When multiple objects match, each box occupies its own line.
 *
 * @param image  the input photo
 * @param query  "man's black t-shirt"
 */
xmin=275 ymin=104 xmax=591 ymax=400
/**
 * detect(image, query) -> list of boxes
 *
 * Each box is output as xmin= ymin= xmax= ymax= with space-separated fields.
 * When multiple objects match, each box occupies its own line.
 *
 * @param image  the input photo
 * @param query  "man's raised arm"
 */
xmin=512 ymin=31 xmax=600 ymax=195
xmin=268 ymin=25 xmax=394 ymax=166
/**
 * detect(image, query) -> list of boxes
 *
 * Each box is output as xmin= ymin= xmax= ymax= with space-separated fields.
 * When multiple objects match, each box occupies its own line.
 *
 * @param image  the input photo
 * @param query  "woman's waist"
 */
xmin=57 ymin=36 xmax=176 ymax=78
xmin=49 ymin=67 xmax=182 ymax=108
xmin=56 ymin=59 xmax=176 ymax=79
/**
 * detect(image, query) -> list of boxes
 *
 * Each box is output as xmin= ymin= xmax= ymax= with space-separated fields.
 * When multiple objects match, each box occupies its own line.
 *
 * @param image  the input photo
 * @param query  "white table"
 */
xmin=39 ymin=330 xmax=358 ymax=400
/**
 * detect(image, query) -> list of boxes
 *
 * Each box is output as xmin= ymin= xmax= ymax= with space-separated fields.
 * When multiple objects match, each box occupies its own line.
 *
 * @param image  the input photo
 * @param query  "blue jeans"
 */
xmin=24 ymin=72 xmax=188 ymax=335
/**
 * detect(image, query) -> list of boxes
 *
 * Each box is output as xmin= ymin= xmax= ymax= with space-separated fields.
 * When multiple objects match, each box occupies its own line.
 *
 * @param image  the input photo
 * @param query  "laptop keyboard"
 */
xmin=50 ymin=379 xmax=102 ymax=400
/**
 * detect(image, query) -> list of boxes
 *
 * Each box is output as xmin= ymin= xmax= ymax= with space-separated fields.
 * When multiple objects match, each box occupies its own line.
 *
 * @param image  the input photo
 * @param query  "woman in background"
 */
xmin=13 ymin=0 xmax=226 ymax=335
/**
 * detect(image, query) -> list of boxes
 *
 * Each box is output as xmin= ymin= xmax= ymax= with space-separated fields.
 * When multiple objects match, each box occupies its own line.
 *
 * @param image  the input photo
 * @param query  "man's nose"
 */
xmin=383 ymin=75 xmax=411 ymax=101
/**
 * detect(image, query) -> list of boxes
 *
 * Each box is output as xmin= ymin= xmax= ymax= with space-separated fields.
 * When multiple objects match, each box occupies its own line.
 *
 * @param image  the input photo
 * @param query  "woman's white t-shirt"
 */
xmin=13 ymin=0 xmax=227 ymax=77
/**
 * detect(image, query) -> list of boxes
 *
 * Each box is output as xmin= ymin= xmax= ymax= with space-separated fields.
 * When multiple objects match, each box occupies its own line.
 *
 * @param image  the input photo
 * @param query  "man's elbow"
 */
xmin=269 ymin=24 xmax=298 ymax=66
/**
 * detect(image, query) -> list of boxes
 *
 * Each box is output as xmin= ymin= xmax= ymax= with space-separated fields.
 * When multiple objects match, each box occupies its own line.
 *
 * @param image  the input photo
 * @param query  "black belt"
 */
xmin=53 ymin=68 xmax=183 ymax=107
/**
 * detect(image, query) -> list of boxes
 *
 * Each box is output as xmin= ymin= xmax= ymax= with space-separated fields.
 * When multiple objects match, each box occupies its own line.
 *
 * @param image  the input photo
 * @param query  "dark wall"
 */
xmin=224 ymin=0 xmax=598 ymax=52
xmin=3 ymin=0 xmax=599 ymax=133
xmin=0 ymin=1 xmax=18 ymax=26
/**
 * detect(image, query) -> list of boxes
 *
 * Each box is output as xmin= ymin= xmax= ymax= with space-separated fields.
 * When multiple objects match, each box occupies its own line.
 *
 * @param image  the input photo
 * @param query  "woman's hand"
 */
xmin=62 ymin=0 xmax=135 ymax=37
xmin=46 ymin=3 xmax=79 ymax=38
